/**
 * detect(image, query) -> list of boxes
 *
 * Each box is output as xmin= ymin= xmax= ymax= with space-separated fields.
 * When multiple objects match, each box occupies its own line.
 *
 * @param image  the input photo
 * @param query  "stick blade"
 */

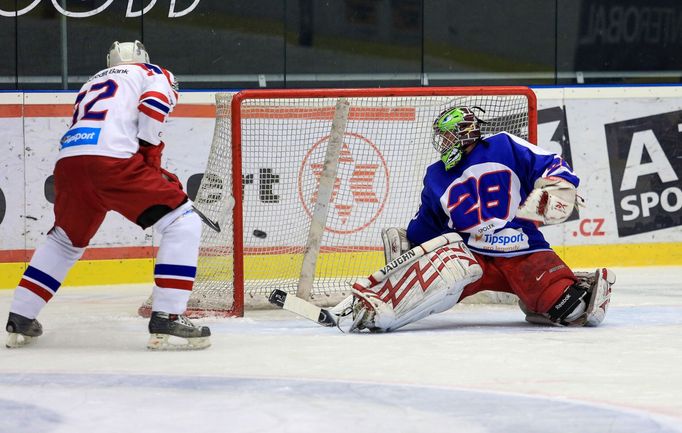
xmin=268 ymin=289 xmax=287 ymax=308
xmin=317 ymin=309 xmax=337 ymax=327
xmin=192 ymin=206 xmax=221 ymax=232
xmin=268 ymin=289 xmax=336 ymax=327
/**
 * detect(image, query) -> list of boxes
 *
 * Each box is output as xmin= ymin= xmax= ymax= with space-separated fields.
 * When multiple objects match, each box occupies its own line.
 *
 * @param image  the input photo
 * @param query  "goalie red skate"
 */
xmin=521 ymin=268 xmax=615 ymax=327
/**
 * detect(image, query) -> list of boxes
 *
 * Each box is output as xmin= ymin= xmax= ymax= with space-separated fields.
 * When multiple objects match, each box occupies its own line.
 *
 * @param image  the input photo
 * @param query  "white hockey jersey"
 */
xmin=58 ymin=63 xmax=178 ymax=160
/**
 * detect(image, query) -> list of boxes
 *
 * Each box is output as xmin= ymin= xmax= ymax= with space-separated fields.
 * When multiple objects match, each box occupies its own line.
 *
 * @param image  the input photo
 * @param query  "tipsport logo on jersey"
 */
xmin=60 ymin=128 xmax=101 ymax=149
xmin=604 ymin=110 xmax=682 ymax=237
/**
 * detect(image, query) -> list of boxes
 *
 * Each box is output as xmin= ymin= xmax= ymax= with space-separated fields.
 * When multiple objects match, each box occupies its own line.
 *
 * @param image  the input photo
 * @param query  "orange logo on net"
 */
xmin=298 ymin=132 xmax=389 ymax=234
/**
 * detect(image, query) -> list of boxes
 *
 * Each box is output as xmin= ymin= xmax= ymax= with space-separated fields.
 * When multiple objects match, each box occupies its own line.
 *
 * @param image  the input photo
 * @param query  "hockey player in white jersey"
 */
xmin=5 ymin=41 xmax=210 ymax=350
xmin=338 ymin=106 xmax=614 ymax=332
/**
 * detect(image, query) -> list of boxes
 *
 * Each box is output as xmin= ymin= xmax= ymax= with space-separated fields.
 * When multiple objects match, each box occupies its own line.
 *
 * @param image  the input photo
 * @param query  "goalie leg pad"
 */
xmin=350 ymin=236 xmax=482 ymax=332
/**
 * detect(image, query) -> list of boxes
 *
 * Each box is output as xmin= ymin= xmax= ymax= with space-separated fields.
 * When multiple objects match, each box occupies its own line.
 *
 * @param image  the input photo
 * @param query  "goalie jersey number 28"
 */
xmin=407 ymin=132 xmax=579 ymax=258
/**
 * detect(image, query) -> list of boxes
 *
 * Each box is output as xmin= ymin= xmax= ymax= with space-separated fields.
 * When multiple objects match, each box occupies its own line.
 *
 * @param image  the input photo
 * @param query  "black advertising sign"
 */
xmin=605 ymin=110 xmax=682 ymax=237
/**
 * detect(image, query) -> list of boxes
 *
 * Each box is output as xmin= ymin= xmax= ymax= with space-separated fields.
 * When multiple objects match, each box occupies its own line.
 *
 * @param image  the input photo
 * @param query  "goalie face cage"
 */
xmin=139 ymin=87 xmax=537 ymax=318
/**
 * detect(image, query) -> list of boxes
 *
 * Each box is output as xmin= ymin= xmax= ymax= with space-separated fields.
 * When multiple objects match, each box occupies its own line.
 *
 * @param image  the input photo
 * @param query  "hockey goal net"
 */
xmin=140 ymin=87 xmax=536 ymax=317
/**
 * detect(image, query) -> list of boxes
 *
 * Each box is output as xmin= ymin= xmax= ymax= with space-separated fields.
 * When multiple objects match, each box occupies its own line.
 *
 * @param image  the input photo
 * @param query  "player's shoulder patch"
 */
xmin=133 ymin=63 xmax=178 ymax=95
xmin=132 ymin=62 xmax=164 ymax=75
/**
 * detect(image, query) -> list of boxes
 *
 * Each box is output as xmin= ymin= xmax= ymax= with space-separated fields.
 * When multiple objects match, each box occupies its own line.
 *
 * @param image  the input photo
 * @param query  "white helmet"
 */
xmin=107 ymin=40 xmax=150 ymax=67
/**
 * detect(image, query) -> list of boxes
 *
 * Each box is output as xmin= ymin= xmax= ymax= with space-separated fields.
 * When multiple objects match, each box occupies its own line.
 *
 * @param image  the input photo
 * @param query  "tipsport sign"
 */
xmin=0 ymin=0 xmax=200 ymax=18
xmin=605 ymin=110 xmax=682 ymax=237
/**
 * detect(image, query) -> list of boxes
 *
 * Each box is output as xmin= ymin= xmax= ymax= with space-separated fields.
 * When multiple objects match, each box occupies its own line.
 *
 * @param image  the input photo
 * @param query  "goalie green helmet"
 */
xmin=107 ymin=40 xmax=150 ymax=68
xmin=432 ymin=106 xmax=483 ymax=170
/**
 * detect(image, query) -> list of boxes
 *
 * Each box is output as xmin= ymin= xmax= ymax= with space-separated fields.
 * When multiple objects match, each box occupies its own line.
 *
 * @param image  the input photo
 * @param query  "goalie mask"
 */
xmin=432 ymin=106 xmax=483 ymax=170
xmin=107 ymin=40 xmax=150 ymax=68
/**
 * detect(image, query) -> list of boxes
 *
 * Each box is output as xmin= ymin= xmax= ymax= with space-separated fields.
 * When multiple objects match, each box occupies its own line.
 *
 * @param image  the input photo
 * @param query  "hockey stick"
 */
xmin=365 ymin=233 xmax=460 ymax=285
xmin=296 ymin=98 xmax=350 ymax=300
xmin=270 ymin=236 xmax=460 ymax=327
xmin=275 ymin=99 xmax=349 ymax=325
xmin=192 ymin=206 xmax=221 ymax=233
xmin=268 ymin=289 xmax=337 ymax=327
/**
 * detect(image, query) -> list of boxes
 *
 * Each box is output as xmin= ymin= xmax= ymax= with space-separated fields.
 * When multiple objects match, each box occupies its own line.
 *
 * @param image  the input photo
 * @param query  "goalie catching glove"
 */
xmin=516 ymin=177 xmax=583 ymax=225
xmin=339 ymin=232 xmax=482 ymax=333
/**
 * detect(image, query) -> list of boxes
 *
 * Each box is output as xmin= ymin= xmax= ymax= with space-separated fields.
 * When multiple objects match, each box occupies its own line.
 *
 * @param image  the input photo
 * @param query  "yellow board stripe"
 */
xmin=1 ymin=242 xmax=681 ymax=289
xmin=554 ymin=242 xmax=682 ymax=267
xmin=0 ymin=259 xmax=155 ymax=288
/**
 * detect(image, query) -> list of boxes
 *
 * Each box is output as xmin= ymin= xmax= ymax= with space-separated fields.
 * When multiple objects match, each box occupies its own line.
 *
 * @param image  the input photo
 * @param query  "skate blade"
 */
xmin=6 ymin=333 xmax=37 ymax=348
xmin=524 ymin=313 xmax=558 ymax=326
xmin=147 ymin=334 xmax=211 ymax=351
xmin=348 ymin=308 xmax=372 ymax=333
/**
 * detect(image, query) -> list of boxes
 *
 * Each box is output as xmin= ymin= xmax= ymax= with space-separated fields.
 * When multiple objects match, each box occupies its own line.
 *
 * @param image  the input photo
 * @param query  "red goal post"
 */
xmin=140 ymin=86 xmax=537 ymax=318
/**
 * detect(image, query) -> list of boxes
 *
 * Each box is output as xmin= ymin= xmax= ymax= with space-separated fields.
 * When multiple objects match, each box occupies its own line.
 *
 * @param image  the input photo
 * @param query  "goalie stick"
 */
xmin=367 ymin=233 xmax=461 ymax=285
xmin=297 ymin=97 xmax=350 ymax=300
xmin=268 ymin=289 xmax=337 ymax=327
xmin=275 ymin=235 xmax=443 ymax=328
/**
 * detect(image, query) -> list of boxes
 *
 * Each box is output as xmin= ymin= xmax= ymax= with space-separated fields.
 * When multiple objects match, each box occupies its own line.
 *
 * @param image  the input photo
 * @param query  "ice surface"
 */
xmin=1 ymin=267 xmax=681 ymax=433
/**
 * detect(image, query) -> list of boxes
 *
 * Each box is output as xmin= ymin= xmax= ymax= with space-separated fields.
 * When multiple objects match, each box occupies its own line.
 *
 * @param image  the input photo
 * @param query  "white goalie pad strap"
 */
xmin=351 ymin=234 xmax=483 ymax=332
xmin=329 ymin=293 xmax=354 ymax=317
xmin=381 ymin=227 xmax=411 ymax=263
xmin=516 ymin=177 xmax=578 ymax=225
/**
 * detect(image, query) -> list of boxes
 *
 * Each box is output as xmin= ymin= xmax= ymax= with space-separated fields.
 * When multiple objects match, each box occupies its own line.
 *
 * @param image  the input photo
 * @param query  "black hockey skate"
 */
xmin=147 ymin=311 xmax=211 ymax=350
xmin=6 ymin=312 xmax=43 ymax=348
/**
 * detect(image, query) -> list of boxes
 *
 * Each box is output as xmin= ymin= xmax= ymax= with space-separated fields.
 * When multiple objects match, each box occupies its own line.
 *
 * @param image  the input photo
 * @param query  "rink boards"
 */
xmin=1 ymin=86 xmax=681 ymax=287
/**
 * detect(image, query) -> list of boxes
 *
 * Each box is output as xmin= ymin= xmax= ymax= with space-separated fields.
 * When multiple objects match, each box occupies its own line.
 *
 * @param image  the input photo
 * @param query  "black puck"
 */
xmin=253 ymin=229 xmax=267 ymax=238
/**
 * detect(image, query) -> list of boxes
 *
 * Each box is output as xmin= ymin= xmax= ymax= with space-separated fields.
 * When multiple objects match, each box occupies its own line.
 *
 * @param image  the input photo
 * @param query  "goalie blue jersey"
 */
xmin=406 ymin=132 xmax=579 ymax=257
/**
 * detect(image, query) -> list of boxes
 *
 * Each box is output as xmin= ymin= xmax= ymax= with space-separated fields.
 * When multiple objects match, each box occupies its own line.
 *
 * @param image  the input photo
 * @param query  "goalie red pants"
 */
xmin=53 ymin=154 xmax=187 ymax=247
xmin=459 ymin=251 xmax=577 ymax=314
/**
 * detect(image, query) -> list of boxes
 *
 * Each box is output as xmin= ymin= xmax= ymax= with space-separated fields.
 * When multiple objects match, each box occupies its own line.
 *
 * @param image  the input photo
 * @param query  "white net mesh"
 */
xmin=141 ymin=88 xmax=534 ymax=317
